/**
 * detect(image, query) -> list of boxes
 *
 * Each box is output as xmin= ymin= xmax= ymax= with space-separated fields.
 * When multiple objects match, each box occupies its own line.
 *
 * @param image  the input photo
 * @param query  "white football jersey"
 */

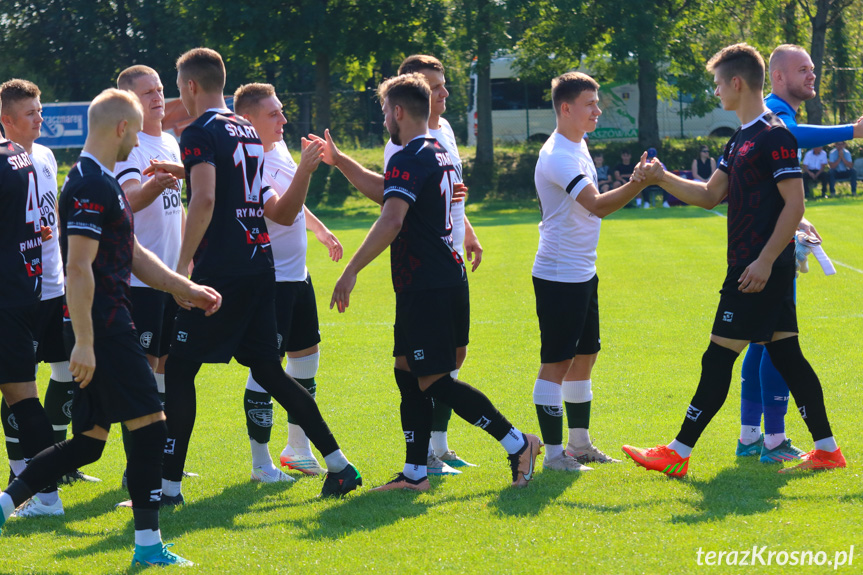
xmin=114 ymin=132 xmax=183 ymax=287
xmin=384 ymin=117 xmax=466 ymax=257
xmin=532 ymin=131 xmax=601 ymax=283
xmin=261 ymin=141 xmax=307 ymax=282
xmin=32 ymin=144 xmax=64 ymax=300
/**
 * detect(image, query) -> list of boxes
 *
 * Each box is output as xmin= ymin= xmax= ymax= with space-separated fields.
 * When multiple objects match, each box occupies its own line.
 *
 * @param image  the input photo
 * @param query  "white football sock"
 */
xmin=814 ymin=436 xmax=838 ymax=452
xmin=430 ymin=431 xmax=449 ymax=457
xmin=161 ymin=479 xmax=182 ymax=498
xmin=667 ymin=439 xmax=692 ymax=458
xmin=500 ymin=427 xmax=526 ymax=455
xmin=37 ymin=490 xmax=59 ymax=506
xmin=250 ymin=439 xmax=274 ymax=469
xmin=323 ymin=450 xmax=349 ymax=473
xmin=764 ymin=432 xmax=787 ymax=450
xmin=545 ymin=444 xmax=563 ymax=459
xmin=287 ymin=423 xmax=312 ymax=456
xmin=568 ymin=428 xmax=591 ymax=447
xmin=740 ymin=425 xmax=762 ymax=445
xmin=153 ymin=373 xmax=166 ymax=395
xmin=0 ymin=492 xmax=15 ymax=519
xmin=135 ymin=528 xmax=162 ymax=547
xmin=8 ymin=459 xmax=25 ymax=477
xmin=403 ymin=463 xmax=427 ymax=481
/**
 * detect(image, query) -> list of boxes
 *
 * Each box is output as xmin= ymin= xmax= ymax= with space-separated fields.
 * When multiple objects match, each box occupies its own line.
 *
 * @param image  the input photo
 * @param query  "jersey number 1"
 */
xmin=233 ymin=142 xmax=264 ymax=203
xmin=25 ymin=172 xmax=40 ymax=233
xmin=439 ymin=171 xmax=454 ymax=232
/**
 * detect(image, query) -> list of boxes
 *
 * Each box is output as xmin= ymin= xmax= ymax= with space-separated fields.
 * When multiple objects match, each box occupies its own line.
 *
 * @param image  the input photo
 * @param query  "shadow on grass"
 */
xmin=49 ymin=480 xmax=299 ymax=567
xmin=489 ymin=470 xmax=585 ymax=518
xmin=668 ymin=458 xmax=860 ymax=524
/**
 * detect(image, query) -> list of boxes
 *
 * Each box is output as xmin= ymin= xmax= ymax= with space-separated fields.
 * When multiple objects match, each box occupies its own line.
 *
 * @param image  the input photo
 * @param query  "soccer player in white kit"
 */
xmin=532 ymin=72 xmax=659 ymax=471
xmin=314 ymin=55 xmax=480 ymax=473
xmin=234 ymin=82 xmax=342 ymax=481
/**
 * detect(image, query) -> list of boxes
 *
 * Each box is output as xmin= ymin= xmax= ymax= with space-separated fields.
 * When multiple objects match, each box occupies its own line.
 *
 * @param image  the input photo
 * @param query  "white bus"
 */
xmin=467 ymin=56 xmax=740 ymax=145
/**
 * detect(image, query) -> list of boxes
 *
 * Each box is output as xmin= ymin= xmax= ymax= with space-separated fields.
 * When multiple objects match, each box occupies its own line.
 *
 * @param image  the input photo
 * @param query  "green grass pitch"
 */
xmin=2 ymin=199 xmax=862 ymax=574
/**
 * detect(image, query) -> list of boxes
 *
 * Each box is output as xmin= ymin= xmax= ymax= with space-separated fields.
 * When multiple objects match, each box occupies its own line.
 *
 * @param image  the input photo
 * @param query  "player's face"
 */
xmin=132 ymin=74 xmax=166 ymax=123
xmin=570 ymin=89 xmax=601 ymax=134
xmin=382 ymin=97 xmax=401 ymax=145
xmin=420 ymin=70 xmax=448 ymax=118
xmin=4 ymin=97 xmax=43 ymax=144
xmin=249 ymin=95 xmax=287 ymax=148
xmin=783 ymin=51 xmax=816 ymax=102
xmin=713 ymin=72 xmax=738 ymax=111
xmin=118 ymin=114 xmax=142 ymax=161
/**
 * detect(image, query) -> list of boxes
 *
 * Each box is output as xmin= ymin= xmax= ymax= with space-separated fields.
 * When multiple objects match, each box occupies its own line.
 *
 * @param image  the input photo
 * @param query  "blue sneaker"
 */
xmin=735 ymin=434 xmax=763 ymax=457
xmin=760 ymin=438 xmax=805 ymax=463
xmin=132 ymin=542 xmax=193 ymax=567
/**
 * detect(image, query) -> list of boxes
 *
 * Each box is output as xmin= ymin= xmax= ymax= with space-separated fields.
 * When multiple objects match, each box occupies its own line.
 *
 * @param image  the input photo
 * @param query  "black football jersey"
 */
xmin=718 ymin=112 xmax=802 ymax=267
xmin=383 ymin=136 xmax=465 ymax=294
xmin=181 ymin=109 xmax=273 ymax=280
xmin=0 ymin=139 xmax=42 ymax=308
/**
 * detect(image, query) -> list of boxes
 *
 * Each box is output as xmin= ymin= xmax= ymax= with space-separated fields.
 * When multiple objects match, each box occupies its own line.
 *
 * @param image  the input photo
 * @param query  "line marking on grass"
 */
xmin=707 ymin=209 xmax=726 ymax=217
xmin=832 ymin=260 xmax=863 ymax=274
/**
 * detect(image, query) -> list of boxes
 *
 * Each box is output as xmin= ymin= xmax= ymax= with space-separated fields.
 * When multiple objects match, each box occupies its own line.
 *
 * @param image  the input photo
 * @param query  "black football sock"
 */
xmin=425 ymin=375 xmax=513 ymax=441
xmin=395 ymin=369 xmax=432 ymax=466
xmin=43 ymin=378 xmax=75 ymax=444
xmin=287 ymin=377 xmax=316 ymax=425
xmin=10 ymin=397 xmax=58 ymax=494
xmin=431 ymin=400 xmax=453 ymax=433
xmin=9 ymin=434 xmax=104 ymax=506
xmin=564 ymin=401 xmax=591 ymax=431
xmin=1 ymin=399 xmax=23 ymax=462
xmin=127 ymin=421 xmax=167 ymax=518
xmin=162 ymin=355 xmax=200 ymax=482
xmin=248 ymin=361 xmax=338 ymax=457
xmin=675 ymin=342 xmax=739 ymax=448
xmin=244 ymin=389 xmax=273 ymax=444
xmin=765 ymin=336 xmax=833 ymax=441
xmin=535 ymin=404 xmax=563 ymax=446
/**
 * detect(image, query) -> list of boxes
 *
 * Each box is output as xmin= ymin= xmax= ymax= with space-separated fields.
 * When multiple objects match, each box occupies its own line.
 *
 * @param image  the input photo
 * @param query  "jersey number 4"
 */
xmin=25 ymin=172 xmax=41 ymax=233
xmin=233 ymin=142 xmax=265 ymax=203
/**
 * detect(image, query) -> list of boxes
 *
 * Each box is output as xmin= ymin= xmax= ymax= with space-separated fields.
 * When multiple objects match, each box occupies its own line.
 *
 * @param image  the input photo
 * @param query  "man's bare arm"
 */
xmin=576 ymin=153 xmax=661 ymax=218
xmin=122 ymin=172 xmax=178 ymax=213
xmin=263 ymin=138 xmax=323 ymax=225
xmin=656 ymin=168 xmax=729 ymax=209
xmin=309 ymin=129 xmax=385 ymax=204
xmin=65 ymin=235 xmax=99 ymax=386
xmin=176 ymin=163 xmax=215 ymax=275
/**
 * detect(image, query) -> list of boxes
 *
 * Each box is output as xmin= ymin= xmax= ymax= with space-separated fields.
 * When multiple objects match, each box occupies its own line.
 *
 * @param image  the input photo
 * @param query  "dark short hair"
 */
xmin=0 ymin=79 xmax=41 ymax=116
xmin=234 ymin=83 xmax=276 ymax=115
xmin=378 ymin=73 xmax=430 ymax=120
xmin=176 ymin=47 xmax=226 ymax=93
xmin=117 ymin=65 xmax=158 ymax=90
xmin=707 ymin=43 xmax=765 ymax=91
xmin=398 ymin=54 xmax=445 ymax=76
xmin=551 ymin=72 xmax=599 ymax=114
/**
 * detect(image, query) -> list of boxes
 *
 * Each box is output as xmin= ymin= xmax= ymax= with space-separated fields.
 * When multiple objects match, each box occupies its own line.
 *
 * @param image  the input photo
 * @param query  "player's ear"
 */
xmin=117 ymin=119 xmax=128 ymax=139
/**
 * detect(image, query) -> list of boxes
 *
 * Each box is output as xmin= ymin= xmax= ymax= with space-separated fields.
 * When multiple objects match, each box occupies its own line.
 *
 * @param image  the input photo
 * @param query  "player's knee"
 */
xmin=68 ymin=434 xmax=106 ymax=468
xmin=286 ymin=351 xmax=319 ymax=379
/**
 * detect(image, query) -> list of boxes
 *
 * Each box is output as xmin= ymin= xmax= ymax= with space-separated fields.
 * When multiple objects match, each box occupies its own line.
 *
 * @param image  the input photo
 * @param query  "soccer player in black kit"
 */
xmin=0 ymin=89 xmax=222 ymax=567
xmin=621 ymin=43 xmax=844 ymax=476
xmin=162 ymin=48 xmax=360 ymax=501
xmin=331 ymin=73 xmax=542 ymax=491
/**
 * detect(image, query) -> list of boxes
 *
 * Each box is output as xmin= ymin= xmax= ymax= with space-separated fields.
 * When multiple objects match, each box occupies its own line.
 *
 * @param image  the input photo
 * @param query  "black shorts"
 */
xmin=170 ymin=272 xmax=280 ymax=365
xmin=275 ymin=274 xmax=321 ymax=354
xmin=393 ymin=285 xmax=470 ymax=377
xmin=711 ymin=263 xmax=798 ymax=342
xmin=35 ymin=296 xmax=68 ymax=364
xmin=0 ymin=304 xmax=38 ymax=384
xmin=533 ymin=275 xmax=601 ymax=364
xmin=130 ymin=287 xmax=177 ymax=357
xmin=63 ymin=326 xmax=163 ymax=434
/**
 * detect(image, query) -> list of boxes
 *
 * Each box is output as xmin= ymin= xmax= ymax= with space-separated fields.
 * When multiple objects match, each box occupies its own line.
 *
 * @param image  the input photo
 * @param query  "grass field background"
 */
xmin=2 ymin=198 xmax=862 ymax=574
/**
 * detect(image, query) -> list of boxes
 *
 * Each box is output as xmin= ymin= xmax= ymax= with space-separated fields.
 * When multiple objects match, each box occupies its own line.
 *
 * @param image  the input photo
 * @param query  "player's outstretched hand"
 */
xmin=151 ymin=169 xmax=179 ymax=191
xmin=315 ymin=227 xmax=343 ymax=262
xmin=630 ymin=151 xmax=650 ymax=182
xmin=40 ymin=225 xmax=53 ymax=242
xmin=738 ymin=257 xmax=771 ymax=293
xmin=307 ymin=129 xmax=342 ymax=167
xmin=143 ymin=159 xmax=185 ymax=179
xmin=853 ymin=114 xmax=863 ymax=139
xmin=298 ymin=137 xmax=324 ymax=173
xmin=69 ymin=343 xmax=96 ymax=388
xmin=641 ymin=158 xmax=665 ymax=186
xmin=330 ymin=271 xmax=357 ymax=313
xmin=453 ymin=182 xmax=468 ymax=203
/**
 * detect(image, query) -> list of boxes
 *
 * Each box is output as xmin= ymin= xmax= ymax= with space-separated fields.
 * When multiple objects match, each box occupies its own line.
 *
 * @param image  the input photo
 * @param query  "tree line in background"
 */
xmin=2 ymin=0 xmax=862 ymax=189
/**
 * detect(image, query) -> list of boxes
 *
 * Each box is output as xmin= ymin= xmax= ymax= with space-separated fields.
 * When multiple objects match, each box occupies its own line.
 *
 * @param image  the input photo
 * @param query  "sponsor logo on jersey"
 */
xmin=72 ymin=198 xmax=105 ymax=215
xmin=435 ymin=151 xmax=453 ymax=167
xmin=686 ymin=405 xmax=702 ymax=422
xmin=738 ymin=141 xmax=754 ymax=155
xmin=413 ymin=349 xmax=424 ymax=361
xmin=236 ymin=207 xmax=265 ymax=218
xmin=473 ymin=415 xmax=491 ymax=430
xmin=7 ymin=152 xmax=33 ymax=170
xmin=384 ymin=166 xmax=411 ymax=181
xmin=722 ymin=311 xmax=733 ymax=323
xmin=772 ymin=146 xmax=798 ymax=160
xmin=224 ymin=123 xmax=259 ymax=139
xmin=404 ymin=430 xmax=415 ymax=443
xmin=140 ymin=331 xmax=153 ymax=349
xmin=248 ymin=408 xmax=274 ymax=428
xmin=25 ymin=257 xmax=43 ymax=277
xmin=42 ymin=165 xmax=53 ymax=179
xmin=245 ymin=230 xmax=271 ymax=245
xmin=19 ymin=238 xmax=42 ymax=252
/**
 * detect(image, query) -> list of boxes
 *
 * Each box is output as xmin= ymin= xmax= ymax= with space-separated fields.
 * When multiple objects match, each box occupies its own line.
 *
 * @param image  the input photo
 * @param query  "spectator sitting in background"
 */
xmin=828 ymin=141 xmax=857 ymax=196
xmin=801 ymin=146 xmax=829 ymax=199
xmin=640 ymin=147 xmax=670 ymax=208
xmin=594 ymin=153 xmax=612 ymax=192
xmin=612 ymin=150 xmax=634 ymax=191
xmin=691 ymin=145 xmax=716 ymax=183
